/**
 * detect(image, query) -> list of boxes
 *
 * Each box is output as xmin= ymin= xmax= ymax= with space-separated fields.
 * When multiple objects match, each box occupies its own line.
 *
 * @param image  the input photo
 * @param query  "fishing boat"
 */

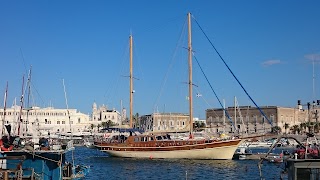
xmin=94 ymin=13 xmax=243 ymax=160
xmin=0 ymin=73 xmax=89 ymax=179
xmin=0 ymin=139 xmax=89 ymax=180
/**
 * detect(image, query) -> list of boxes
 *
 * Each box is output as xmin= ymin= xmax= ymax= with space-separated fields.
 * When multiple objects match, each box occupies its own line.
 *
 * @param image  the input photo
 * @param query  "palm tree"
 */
xmin=101 ymin=121 xmax=107 ymax=128
xmin=133 ymin=113 xmax=140 ymax=128
xmin=106 ymin=120 xmax=113 ymax=128
xmin=300 ymin=122 xmax=307 ymax=133
xmin=315 ymin=122 xmax=320 ymax=133
xmin=290 ymin=125 xmax=300 ymax=134
xmin=271 ymin=126 xmax=281 ymax=134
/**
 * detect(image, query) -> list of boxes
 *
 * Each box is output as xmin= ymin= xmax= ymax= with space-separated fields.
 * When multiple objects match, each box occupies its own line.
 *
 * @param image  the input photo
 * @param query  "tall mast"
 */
xmin=2 ymin=82 xmax=8 ymax=136
xmin=223 ymin=99 xmax=226 ymax=133
xmin=17 ymin=76 xmax=25 ymax=136
xmin=25 ymin=66 xmax=32 ymax=134
xmin=63 ymin=79 xmax=72 ymax=132
xmin=312 ymin=57 xmax=315 ymax=100
xmin=62 ymin=78 xmax=75 ymax=167
xmin=187 ymin=13 xmax=193 ymax=134
xmin=120 ymin=100 xmax=124 ymax=127
xmin=234 ymin=96 xmax=237 ymax=133
xmin=129 ymin=35 xmax=133 ymax=128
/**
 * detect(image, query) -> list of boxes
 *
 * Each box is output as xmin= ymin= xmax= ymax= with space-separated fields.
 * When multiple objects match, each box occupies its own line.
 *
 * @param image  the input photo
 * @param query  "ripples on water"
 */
xmin=67 ymin=147 xmax=286 ymax=180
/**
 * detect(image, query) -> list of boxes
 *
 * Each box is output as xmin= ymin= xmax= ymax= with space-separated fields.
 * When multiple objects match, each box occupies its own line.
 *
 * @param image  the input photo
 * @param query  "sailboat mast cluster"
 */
xmin=94 ymin=13 xmax=243 ymax=160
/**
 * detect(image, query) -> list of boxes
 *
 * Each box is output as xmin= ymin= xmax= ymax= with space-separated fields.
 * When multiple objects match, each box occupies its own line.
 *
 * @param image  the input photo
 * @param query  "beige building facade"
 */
xmin=140 ymin=113 xmax=191 ymax=133
xmin=206 ymin=106 xmax=312 ymax=134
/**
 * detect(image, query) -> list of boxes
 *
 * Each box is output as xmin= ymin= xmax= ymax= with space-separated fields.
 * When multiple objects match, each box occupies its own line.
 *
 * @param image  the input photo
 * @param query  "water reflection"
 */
xmin=70 ymin=147 xmax=285 ymax=180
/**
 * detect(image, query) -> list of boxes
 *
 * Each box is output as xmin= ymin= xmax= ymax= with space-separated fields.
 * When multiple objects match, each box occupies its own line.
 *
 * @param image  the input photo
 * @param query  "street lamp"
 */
xmin=298 ymin=100 xmax=320 ymax=133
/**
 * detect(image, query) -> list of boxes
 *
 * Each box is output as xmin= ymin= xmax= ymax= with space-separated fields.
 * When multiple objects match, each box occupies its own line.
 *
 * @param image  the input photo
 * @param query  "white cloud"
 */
xmin=261 ymin=59 xmax=281 ymax=67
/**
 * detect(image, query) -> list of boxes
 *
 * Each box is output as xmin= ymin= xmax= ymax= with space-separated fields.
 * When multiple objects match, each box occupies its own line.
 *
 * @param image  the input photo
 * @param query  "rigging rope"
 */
xmin=153 ymin=18 xmax=188 ymax=111
xmin=193 ymin=54 xmax=236 ymax=129
xmin=23 ymin=149 xmax=61 ymax=163
xmin=192 ymin=14 xmax=273 ymax=126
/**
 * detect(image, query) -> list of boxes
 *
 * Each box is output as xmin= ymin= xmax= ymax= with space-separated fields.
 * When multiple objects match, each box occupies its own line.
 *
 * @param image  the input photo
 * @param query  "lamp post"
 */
xmin=298 ymin=100 xmax=320 ymax=134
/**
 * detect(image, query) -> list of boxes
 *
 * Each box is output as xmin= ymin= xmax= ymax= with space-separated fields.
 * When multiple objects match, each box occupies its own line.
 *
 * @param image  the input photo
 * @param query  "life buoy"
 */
xmin=2 ymin=145 xmax=13 ymax=151
xmin=0 ymin=140 xmax=14 ymax=151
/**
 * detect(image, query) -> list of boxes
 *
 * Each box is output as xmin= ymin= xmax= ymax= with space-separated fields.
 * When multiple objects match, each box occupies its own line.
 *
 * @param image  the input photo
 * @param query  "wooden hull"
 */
xmin=95 ymin=139 xmax=243 ymax=160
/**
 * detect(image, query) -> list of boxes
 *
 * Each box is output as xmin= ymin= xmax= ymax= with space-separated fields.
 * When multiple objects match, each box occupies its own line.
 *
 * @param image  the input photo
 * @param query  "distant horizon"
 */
xmin=1 ymin=1 xmax=320 ymax=119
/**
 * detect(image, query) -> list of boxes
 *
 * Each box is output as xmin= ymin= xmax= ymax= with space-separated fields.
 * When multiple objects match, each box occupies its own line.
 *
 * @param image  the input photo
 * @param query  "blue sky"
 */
xmin=0 ymin=1 xmax=319 ymax=119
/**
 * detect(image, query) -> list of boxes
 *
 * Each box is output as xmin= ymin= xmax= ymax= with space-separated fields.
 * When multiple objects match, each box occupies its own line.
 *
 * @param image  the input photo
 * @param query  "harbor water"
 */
xmin=68 ymin=146 xmax=288 ymax=180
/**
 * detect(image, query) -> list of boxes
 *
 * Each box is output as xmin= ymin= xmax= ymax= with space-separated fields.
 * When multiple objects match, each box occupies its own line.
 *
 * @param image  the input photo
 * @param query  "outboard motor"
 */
xmin=12 ymin=137 xmax=21 ymax=147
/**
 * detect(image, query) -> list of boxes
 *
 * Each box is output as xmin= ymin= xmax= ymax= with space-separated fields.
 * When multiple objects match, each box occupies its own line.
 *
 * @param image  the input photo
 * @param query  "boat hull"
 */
xmin=96 ymin=139 xmax=242 ymax=160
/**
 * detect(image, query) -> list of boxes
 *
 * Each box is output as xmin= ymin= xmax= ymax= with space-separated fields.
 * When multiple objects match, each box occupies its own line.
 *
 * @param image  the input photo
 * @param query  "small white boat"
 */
xmin=83 ymin=138 xmax=95 ymax=149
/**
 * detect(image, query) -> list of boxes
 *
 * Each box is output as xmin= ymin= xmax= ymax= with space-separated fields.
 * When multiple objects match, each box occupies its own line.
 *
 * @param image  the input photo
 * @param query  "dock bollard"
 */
xmin=294 ymin=153 xmax=298 ymax=160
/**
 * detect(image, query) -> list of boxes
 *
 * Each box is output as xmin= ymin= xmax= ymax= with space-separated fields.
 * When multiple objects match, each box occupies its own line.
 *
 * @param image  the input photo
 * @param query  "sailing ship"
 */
xmin=94 ymin=13 xmax=243 ymax=160
xmin=0 ymin=71 xmax=89 ymax=179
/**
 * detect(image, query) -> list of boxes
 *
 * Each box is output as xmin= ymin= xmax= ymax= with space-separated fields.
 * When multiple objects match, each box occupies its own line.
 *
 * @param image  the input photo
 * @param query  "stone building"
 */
xmin=140 ymin=113 xmax=191 ymax=133
xmin=91 ymin=102 xmax=123 ymax=127
xmin=0 ymin=105 xmax=90 ymax=135
xmin=206 ymin=106 xmax=312 ymax=134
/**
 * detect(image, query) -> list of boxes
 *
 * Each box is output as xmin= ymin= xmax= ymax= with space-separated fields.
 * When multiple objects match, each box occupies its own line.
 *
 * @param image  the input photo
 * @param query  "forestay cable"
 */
xmin=192 ymin=14 xmax=273 ymax=126
xmin=193 ymin=54 xmax=236 ymax=129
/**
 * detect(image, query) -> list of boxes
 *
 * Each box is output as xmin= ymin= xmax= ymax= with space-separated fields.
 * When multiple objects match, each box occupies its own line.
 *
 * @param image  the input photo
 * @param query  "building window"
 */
xmin=62 ymin=121 xmax=65 ymax=124
xmin=45 ymin=119 xmax=48 ymax=124
xmin=57 ymin=121 xmax=60 ymax=124
xmin=270 ymin=115 xmax=274 ymax=123
xmin=78 ymin=118 xmax=80 ymax=123
xmin=246 ymin=116 xmax=249 ymax=124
